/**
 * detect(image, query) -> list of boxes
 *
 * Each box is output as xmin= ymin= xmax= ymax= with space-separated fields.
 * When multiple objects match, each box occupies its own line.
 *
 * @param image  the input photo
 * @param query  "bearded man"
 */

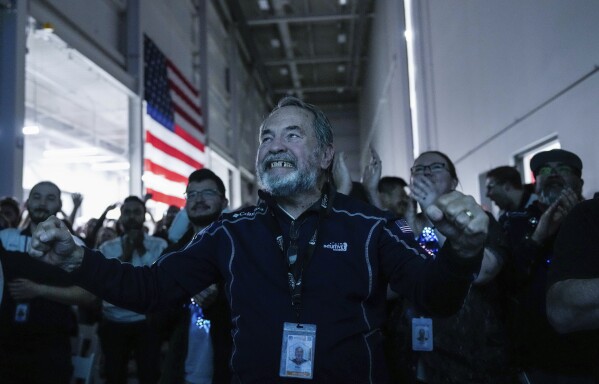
xmin=0 ymin=181 xmax=95 ymax=384
xmin=30 ymin=97 xmax=489 ymax=383
xmin=499 ymin=149 xmax=595 ymax=383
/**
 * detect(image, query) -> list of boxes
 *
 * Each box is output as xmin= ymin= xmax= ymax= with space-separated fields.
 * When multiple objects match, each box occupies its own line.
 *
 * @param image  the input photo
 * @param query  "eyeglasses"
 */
xmin=537 ymin=165 xmax=574 ymax=177
xmin=185 ymin=189 xmax=222 ymax=200
xmin=411 ymin=162 xmax=447 ymax=175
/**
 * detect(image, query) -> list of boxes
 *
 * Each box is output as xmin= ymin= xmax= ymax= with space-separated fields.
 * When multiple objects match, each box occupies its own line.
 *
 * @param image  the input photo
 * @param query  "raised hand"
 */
xmin=29 ymin=216 xmax=84 ymax=271
xmin=362 ymin=147 xmax=382 ymax=191
xmin=410 ymin=175 xmax=439 ymax=211
xmin=71 ymin=193 xmax=83 ymax=208
xmin=423 ymin=191 xmax=488 ymax=259
xmin=332 ymin=151 xmax=352 ymax=195
xmin=531 ymin=187 xmax=578 ymax=244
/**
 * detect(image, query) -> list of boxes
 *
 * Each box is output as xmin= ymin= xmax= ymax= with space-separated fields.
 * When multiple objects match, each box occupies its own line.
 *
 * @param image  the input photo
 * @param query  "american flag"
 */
xmin=143 ymin=35 xmax=205 ymax=208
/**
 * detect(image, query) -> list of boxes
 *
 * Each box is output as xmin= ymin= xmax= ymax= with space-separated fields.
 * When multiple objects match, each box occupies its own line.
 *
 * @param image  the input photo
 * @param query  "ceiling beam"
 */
xmin=274 ymin=85 xmax=361 ymax=93
xmin=247 ymin=13 xmax=373 ymax=26
xmin=264 ymin=56 xmax=356 ymax=66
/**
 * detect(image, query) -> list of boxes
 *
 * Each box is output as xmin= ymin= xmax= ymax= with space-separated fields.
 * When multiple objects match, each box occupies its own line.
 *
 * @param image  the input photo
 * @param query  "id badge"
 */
xmin=412 ymin=317 xmax=433 ymax=351
xmin=15 ymin=303 xmax=29 ymax=323
xmin=279 ymin=322 xmax=316 ymax=379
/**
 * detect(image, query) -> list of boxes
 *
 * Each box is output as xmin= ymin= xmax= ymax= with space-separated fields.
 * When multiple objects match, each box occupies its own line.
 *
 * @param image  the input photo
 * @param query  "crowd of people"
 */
xmin=0 ymin=96 xmax=597 ymax=384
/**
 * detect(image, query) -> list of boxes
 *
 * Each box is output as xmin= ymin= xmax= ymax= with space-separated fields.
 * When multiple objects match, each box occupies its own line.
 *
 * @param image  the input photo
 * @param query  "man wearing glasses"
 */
xmin=29 ymin=97 xmax=489 ymax=383
xmin=159 ymin=168 xmax=231 ymax=384
xmin=500 ymin=149 xmax=594 ymax=383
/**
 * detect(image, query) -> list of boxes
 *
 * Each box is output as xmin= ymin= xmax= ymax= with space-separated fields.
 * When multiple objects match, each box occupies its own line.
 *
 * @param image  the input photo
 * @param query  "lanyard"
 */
xmin=267 ymin=189 xmax=331 ymax=323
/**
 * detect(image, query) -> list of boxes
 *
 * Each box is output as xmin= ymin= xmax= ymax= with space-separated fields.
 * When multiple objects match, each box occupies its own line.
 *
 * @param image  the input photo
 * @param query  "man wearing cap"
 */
xmin=500 ymin=149 xmax=594 ymax=383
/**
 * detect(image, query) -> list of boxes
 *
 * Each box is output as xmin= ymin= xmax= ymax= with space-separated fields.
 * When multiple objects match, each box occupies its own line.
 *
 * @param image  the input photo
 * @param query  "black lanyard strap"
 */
xmin=266 ymin=185 xmax=334 ymax=322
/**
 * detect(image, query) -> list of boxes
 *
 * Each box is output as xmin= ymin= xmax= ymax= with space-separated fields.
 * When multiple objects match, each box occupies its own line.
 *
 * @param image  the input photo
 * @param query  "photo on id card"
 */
xmin=279 ymin=322 xmax=316 ymax=379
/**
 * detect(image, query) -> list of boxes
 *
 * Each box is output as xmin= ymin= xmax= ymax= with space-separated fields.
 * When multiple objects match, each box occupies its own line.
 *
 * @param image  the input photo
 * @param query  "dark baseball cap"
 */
xmin=530 ymin=149 xmax=583 ymax=177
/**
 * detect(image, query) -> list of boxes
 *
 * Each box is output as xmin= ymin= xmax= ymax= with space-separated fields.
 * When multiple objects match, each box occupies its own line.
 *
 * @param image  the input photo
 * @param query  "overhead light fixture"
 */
xmin=337 ymin=65 xmax=346 ymax=73
xmin=44 ymin=155 xmax=115 ymax=164
xmin=336 ymin=87 xmax=344 ymax=93
xmin=337 ymin=33 xmax=347 ymax=44
xmin=22 ymin=125 xmax=40 ymax=135
xmin=258 ymin=0 xmax=270 ymax=11
xmin=43 ymin=147 xmax=100 ymax=158
xmin=92 ymin=162 xmax=130 ymax=171
xmin=339 ymin=0 xmax=347 ymax=5
xmin=270 ymin=38 xmax=280 ymax=48
xmin=280 ymin=67 xmax=289 ymax=76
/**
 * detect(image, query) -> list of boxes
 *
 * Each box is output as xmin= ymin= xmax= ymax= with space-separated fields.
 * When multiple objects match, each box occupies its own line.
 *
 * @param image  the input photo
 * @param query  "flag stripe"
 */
xmin=143 ymin=35 xmax=205 ymax=207
xmin=146 ymin=188 xmax=185 ymax=208
xmin=169 ymin=79 xmax=203 ymax=117
xmin=146 ymin=118 xmax=205 ymax=163
xmin=171 ymin=88 xmax=203 ymax=128
xmin=144 ymin=159 xmax=189 ymax=184
xmin=166 ymin=59 xmax=199 ymax=97
xmin=145 ymin=131 xmax=202 ymax=169
xmin=144 ymin=144 xmax=198 ymax=178
xmin=174 ymin=103 xmax=204 ymax=133
xmin=175 ymin=125 xmax=205 ymax=152
xmin=175 ymin=115 xmax=205 ymax=143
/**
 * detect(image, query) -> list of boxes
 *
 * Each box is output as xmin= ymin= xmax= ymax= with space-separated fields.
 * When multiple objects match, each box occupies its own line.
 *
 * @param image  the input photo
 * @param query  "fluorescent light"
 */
xmin=44 ymin=155 xmax=115 ymax=164
xmin=92 ymin=162 xmax=130 ymax=171
xmin=270 ymin=38 xmax=280 ymax=48
xmin=339 ymin=0 xmax=347 ymax=5
xmin=337 ymin=65 xmax=346 ymax=73
xmin=23 ymin=125 xmax=40 ymax=135
xmin=280 ymin=67 xmax=289 ymax=76
xmin=258 ymin=0 xmax=269 ymax=11
xmin=337 ymin=33 xmax=347 ymax=44
xmin=43 ymin=147 xmax=100 ymax=158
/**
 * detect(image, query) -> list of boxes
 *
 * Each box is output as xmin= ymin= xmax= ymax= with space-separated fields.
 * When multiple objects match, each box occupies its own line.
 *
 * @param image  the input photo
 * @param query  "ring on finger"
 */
xmin=464 ymin=210 xmax=473 ymax=219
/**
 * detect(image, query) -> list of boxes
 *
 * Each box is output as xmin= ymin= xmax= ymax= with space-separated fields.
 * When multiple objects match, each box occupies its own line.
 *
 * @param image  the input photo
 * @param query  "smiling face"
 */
xmin=185 ymin=179 xmax=228 ymax=228
xmin=535 ymin=161 xmax=583 ymax=204
xmin=411 ymin=152 xmax=457 ymax=196
xmin=256 ymin=106 xmax=333 ymax=197
xmin=26 ymin=182 xmax=62 ymax=224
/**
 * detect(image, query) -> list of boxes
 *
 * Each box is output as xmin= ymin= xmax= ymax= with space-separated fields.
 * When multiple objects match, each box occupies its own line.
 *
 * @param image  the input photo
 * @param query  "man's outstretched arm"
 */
xmin=29 ymin=216 xmax=218 ymax=314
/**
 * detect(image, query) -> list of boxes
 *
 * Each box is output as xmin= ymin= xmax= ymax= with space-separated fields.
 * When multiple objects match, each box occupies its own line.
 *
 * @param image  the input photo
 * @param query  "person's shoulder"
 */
xmin=220 ymin=203 xmax=268 ymax=223
xmin=332 ymin=192 xmax=391 ymax=220
xmin=99 ymin=237 xmax=121 ymax=253
xmin=564 ymin=198 xmax=599 ymax=223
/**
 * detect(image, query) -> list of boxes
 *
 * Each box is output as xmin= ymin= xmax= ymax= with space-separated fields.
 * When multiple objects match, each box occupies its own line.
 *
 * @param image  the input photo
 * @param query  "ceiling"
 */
xmin=231 ymin=0 xmax=375 ymax=107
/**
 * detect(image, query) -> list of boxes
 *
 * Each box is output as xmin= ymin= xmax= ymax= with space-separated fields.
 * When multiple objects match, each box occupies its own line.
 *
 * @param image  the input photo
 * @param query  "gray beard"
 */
xmin=539 ymin=182 xmax=564 ymax=205
xmin=257 ymin=150 xmax=321 ymax=197
xmin=258 ymin=167 xmax=319 ymax=197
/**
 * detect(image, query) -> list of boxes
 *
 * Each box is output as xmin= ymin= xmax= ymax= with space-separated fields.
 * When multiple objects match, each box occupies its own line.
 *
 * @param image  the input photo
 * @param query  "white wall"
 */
xmin=411 ymin=0 xmax=599 ymax=200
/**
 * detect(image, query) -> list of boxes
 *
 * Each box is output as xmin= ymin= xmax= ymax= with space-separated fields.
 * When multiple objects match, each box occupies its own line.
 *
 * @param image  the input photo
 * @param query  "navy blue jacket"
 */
xmin=72 ymin=189 xmax=481 ymax=383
